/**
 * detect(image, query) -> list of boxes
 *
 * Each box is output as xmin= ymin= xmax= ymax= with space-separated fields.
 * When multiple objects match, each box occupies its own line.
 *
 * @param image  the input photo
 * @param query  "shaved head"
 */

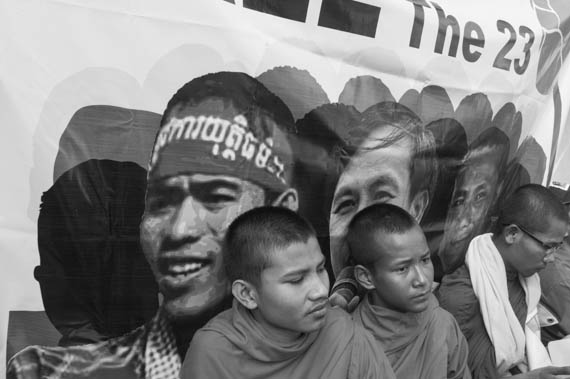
xmin=224 ymin=206 xmax=316 ymax=286
xmin=347 ymin=203 xmax=419 ymax=267
xmin=495 ymin=183 xmax=569 ymax=235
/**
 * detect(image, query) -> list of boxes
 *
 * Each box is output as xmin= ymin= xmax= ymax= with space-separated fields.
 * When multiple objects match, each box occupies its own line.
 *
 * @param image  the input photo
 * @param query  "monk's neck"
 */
xmin=369 ymin=291 xmax=410 ymax=314
xmin=504 ymin=262 xmax=519 ymax=282
xmin=491 ymin=234 xmax=518 ymax=281
xmin=251 ymin=309 xmax=303 ymax=344
xmin=369 ymin=291 xmax=386 ymax=309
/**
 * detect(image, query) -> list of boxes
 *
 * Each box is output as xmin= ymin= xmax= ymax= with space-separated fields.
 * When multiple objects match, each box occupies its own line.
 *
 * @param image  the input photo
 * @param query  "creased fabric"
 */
xmin=465 ymin=233 xmax=551 ymax=375
xmin=353 ymin=293 xmax=471 ymax=379
xmin=7 ymin=308 xmax=180 ymax=379
xmin=181 ymin=300 xmax=395 ymax=379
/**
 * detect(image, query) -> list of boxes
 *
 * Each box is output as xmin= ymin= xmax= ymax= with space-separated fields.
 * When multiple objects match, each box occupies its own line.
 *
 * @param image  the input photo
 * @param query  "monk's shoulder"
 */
xmin=182 ymin=316 xmax=240 ymax=379
xmin=203 ymin=307 xmax=233 ymax=328
xmin=186 ymin=324 xmax=237 ymax=368
xmin=431 ymin=304 xmax=457 ymax=325
xmin=436 ymin=265 xmax=479 ymax=321
xmin=196 ymin=308 xmax=236 ymax=345
xmin=439 ymin=265 xmax=473 ymax=289
xmin=430 ymin=304 xmax=465 ymax=338
xmin=191 ymin=327 xmax=232 ymax=350
xmin=322 ymin=306 xmax=356 ymax=332
xmin=326 ymin=305 xmax=352 ymax=320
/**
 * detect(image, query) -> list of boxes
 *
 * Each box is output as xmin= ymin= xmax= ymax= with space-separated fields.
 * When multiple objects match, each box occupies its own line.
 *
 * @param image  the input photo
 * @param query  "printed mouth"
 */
xmin=451 ymin=229 xmax=473 ymax=244
xmin=158 ymin=256 xmax=213 ymax=278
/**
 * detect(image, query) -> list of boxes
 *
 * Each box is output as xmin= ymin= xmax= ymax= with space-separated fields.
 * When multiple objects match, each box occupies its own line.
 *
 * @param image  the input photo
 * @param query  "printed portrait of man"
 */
xmin=8 ymin=71 xmax=299 ymax=379
xmin=438 ymin=127 xmax=509 ymax=274
xmin=141 ymin=71 xmax=299 ymax=324
xmin=329 ymin=101 xmax=438 ymax=277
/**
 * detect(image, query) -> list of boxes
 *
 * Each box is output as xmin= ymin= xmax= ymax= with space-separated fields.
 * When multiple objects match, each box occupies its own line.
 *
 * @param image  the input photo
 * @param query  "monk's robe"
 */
xmin=438 ymin=264 xmax=528 ymax=378
xmin=438 ymin=234 xmax=550 ymax=378
xmin=353 ymin=293 xmax=471 ymax=379
xmin=181 ymin=300 xmax=396 ymax=379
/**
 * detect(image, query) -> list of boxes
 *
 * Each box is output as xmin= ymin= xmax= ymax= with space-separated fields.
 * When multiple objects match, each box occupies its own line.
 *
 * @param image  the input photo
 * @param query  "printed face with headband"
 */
xmin=140 ymin=72 xmax=297 ymax=320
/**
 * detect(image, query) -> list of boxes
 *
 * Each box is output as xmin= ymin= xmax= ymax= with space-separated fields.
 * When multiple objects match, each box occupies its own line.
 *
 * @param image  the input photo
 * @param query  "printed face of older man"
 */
xmin=329 ymin=125 xmax=427 ymax=277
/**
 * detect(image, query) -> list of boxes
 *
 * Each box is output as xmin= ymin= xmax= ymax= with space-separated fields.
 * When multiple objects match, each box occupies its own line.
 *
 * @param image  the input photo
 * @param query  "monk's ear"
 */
xmin=232 ymin=280 xmax=258 ymax=310
xmin=409 ymin=189 xmax=429 ymax=222
xmin=271 ymin=188 xmax=298 ymax=211
xmin=354 ymin=264 xmax=376 ymax=291
xmin=503 ymin=224 xmax=520 ymax=245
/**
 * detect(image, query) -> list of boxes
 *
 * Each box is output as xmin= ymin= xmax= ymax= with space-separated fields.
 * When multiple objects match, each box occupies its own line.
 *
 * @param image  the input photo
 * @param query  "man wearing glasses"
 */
xmin=539 ymin=185 xmax=570 ymax=344
xmin=437 ymin=184 xmax=570 ymax=379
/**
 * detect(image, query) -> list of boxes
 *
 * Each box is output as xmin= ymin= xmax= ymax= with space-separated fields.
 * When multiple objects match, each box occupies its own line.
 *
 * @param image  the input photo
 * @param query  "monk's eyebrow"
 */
xmin=281 ymin=257 xmax=325 ymax=279
xmin=390 ymin=250 xmax=431 ymax=265
xmin=391 ymin=257 xmax=413 ymax=266
xmin=281 ymin=268 xmax=310 ymax=279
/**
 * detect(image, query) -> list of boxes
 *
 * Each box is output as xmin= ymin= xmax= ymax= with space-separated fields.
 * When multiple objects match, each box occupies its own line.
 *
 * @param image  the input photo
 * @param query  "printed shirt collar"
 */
xmin=139 ymin=308 xmax=181 ymax=379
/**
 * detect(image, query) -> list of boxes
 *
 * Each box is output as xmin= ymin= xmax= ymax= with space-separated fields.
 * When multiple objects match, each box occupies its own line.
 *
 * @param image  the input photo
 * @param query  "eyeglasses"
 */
xmin=516 ymin=224 xmax=564 ymax=252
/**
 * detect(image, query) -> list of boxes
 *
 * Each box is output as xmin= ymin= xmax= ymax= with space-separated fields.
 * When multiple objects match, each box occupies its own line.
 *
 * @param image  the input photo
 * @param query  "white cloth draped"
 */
xmin=465 ymin=233 xmax=551 ymax=376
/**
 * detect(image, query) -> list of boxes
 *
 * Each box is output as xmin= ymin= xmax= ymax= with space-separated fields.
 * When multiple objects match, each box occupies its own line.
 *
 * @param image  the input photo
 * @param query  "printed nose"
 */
xmin=169 ymin=197 xmax=206 ymax=239
xmin=457 ymin=204 xmax=474 ymax=230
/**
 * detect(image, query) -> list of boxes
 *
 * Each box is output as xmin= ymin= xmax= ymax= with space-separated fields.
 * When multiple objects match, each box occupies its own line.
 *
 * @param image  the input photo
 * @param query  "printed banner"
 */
xmin=2 ymin=0 xmax=570 ymax=376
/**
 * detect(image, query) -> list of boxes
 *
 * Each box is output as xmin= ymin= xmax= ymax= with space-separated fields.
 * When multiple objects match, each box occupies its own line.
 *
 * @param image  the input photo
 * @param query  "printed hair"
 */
xmin=151 ymin=71 xmax=297 ymax=202
xmin=345 ymin=101 xmax=438 ymax=204
xmin=161 ymin=71 xmax=295 ymax=133
xmin=464 ymin=127 xmax=510 ymax=178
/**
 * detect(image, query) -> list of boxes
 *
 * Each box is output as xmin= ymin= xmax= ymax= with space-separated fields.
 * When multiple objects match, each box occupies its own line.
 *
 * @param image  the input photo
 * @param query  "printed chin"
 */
xmin=163 ymin=288 xmax=226 ymax=320
xmin=451 ymin=227 xmax=474 ymax=244
xmin=446 ymin=236 xmax=472 ymax=255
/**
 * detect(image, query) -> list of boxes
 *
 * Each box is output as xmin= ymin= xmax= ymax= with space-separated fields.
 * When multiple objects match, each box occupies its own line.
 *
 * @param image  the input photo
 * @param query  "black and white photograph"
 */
xmin=2 ymin=1 xmax=570 ymax=378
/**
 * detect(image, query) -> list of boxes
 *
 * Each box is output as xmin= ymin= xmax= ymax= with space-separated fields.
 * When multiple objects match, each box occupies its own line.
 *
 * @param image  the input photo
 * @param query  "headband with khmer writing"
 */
xmin=148 ymin=72 xmax=296 ymax=194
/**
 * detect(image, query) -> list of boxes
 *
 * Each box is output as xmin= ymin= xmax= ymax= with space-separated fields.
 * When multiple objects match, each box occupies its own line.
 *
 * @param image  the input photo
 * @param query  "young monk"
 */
xmin=181 ymin=206 xmax=395 ymax=379
xmin=349 ymin=203 xmax=471 ymax=379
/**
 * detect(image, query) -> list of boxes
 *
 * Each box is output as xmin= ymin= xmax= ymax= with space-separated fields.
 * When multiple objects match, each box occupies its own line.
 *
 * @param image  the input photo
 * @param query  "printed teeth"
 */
xmin=158 ymin=256 xmax=211 ymax=277
xmin=170 ymin=262 xmax=204 ymax=274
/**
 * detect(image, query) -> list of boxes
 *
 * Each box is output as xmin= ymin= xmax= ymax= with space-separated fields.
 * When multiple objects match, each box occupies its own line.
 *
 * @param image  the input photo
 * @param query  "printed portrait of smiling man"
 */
xmin=7 ymin=71 xmax=299 ymax=379
xmin=141 ymin=71 xmax=299 ymax=327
